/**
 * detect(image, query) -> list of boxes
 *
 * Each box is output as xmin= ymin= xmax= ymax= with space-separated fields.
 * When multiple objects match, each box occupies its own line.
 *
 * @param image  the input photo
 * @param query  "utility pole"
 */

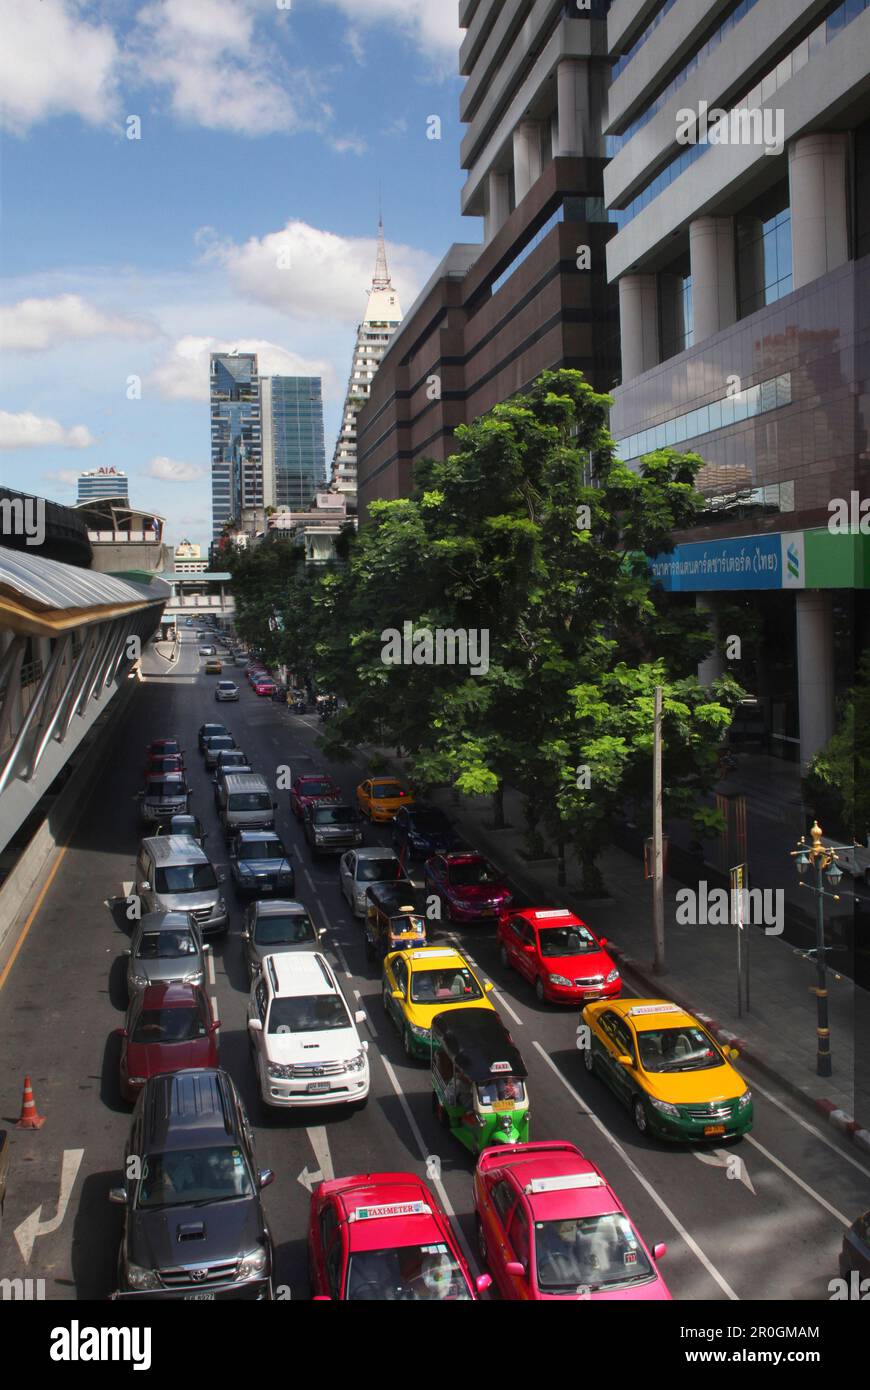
xmin=652 ymin=684 xmax=665 ymax=973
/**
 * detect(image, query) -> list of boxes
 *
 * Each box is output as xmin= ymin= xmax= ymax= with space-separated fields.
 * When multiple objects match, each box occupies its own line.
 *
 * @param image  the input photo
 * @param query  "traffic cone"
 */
xmin=16 ymin=1076 xmax=45 ymax=1130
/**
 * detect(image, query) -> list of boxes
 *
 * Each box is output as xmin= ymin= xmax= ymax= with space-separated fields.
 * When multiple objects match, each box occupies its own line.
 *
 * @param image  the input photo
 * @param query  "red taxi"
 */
xmin=497 ymin=906 xmax=621 ymax=1004
xmin=474 ymin=1140 xmax=671 ymax=1301
xmin=308 ymin=1172 xmax=491 ymax=1301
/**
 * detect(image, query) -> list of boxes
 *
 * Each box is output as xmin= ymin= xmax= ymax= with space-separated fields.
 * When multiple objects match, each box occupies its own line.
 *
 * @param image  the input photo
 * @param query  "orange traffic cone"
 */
xmin=16 ymin=1076 xmax=45 ymax=1130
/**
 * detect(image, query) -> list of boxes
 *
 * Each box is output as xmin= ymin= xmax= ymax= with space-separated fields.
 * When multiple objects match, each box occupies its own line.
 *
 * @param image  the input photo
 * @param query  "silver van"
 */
xmin=136 ymin=836 xmax=228 ymax=935
xmin=218 ymin=773 xmax=277 ymax=837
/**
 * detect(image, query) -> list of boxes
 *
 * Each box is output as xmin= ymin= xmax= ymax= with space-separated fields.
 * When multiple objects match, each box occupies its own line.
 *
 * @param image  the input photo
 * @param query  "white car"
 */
xmin=215 ymin=680 xmax=240 ymax=702
xmin=339 ymin=848 xmax=409 ymax=918
xmin=247 ymin=953 xmax=369 ymax=1109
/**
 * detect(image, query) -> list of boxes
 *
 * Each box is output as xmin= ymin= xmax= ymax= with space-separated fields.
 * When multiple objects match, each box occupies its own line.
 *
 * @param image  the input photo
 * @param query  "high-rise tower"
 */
xmin=210 ymin=352 xmax=262 ymax=540
xmin=261 ymin=376 xmax=326 ymax=511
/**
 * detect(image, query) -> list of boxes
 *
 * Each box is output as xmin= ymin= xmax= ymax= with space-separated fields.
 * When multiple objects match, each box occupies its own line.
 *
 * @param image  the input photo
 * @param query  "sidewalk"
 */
xmin=370 ymin=750 xmax=870 ymax=1149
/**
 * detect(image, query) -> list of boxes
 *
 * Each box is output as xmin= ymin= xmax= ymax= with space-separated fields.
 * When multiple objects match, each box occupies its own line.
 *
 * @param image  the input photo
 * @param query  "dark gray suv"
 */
xmin=109 ymin=1069 xmax=274 ymax=1300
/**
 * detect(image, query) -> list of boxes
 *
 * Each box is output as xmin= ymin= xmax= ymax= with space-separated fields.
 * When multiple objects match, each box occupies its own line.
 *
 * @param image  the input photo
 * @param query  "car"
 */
xmin=382 ymin=944 xmax=496 ymax=1060
xmin=215 ymin=680 xmax=239 ymax=702
xmin=242 ymin=899 xmax=324 ymax=980
xmin=109 ymin=1069 xmax=274 ymax=1300
xmin=153 ymin=814 xmax=206 ymax=847
xmin=839 ymin=1210 xmax=870 ymax=1284
xmin=339 ymin=848 xmax=409 ymax=918
xmin=212 ymin=763 xmax=253 ymax=809
xmin=308 ymin=1172 xmax=491 ymax=1301
xmin=146 ymin=738 xmax=184 ymax=764
xmin=205 ymin=658 xmax=223 ymax=675
xmin=252 ymin=678 xmax=277 ymax=697
xmin=138 ymin=773 xmax=191 ymax=825
xmin=392 ymin=805 xmax=460 ymax=859
xmin=204 ymin=733 xmax=237 ymax=770
xmin=230 ymin=830 xmax=295 ymax=897
xmin=234 ymin=653 xmax=247 ymax=667
xmin=211 ymin=748 xmax=250 ymax=780
xmin=423 ymin=851 xmax=513 ymax=923
xmin=125 ymin=910 xmax=207 ymax=996
xmin=185 ymin=618 xmax=194 ymax=627
xmin=498 ymin=907 xmax=621 ymax=1005
xmin=143 ymin=753 xmax=185 ymax=780
xmin=136 ymin=838 xmax=228 ymax=936
xmin=290 ymin=774 xmax=342 ymax=819
xmin=247 ymin=952 xmax=369 ymax=1109
xmin=473 ymin=1140 xmax=671 ymax=1301
xmin=581 ymin=999 xmax=754 ymax=1141
xmin=198 ymin=722 xmax=229 ymax=752
xmin=119 ymin=982 xmax=219 ymax=1104
xmin=303 ymin=801 xmax=363 ymax=856
xmin=199 ymin=644 xmax=216 ymax=656
xmin=356 ymin=777 xmax=414 ymax=823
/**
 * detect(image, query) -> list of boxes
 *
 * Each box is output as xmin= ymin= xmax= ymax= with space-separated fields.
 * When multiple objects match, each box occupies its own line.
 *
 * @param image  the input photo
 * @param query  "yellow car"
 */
xmin=382 ymin=945 xmax=495 ymax=1059
xmin=356 ymin=776 xmax=414 ymax=823
xmin=205 ymin=658 xmax=222 ymax=674
xmin=581 ymin=998 xmax=753 ymax=1141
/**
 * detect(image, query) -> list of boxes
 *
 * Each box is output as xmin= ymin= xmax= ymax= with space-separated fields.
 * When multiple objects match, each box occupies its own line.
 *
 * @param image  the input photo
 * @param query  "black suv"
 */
xmin=303 ymin=800 xmax=363 ymax=857
xmin=109 ymin=1069 xmax=274 ymax=1300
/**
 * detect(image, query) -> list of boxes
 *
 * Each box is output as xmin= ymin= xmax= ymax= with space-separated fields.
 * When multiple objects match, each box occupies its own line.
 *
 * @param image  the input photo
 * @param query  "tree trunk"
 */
xmin=557 ymin=840 xmax=566 ymax=887
xmin=493 ymin=786 xmax=505 ymax=830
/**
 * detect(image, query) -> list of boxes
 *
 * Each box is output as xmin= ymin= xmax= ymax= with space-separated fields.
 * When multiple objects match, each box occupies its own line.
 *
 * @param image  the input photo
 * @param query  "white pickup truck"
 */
xmin=822 ymin=834 xmax=870 ymax=885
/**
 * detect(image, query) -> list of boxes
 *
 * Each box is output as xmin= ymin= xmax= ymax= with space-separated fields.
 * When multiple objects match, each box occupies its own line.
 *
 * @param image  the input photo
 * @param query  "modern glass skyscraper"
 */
xmin=209 ymin=352 xmax=263 ymax=540
xmin=261 ymin=376 xmax=326 ymax=511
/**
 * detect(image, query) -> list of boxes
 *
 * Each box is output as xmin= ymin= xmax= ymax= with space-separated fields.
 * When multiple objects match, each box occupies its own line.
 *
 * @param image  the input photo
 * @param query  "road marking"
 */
xmin=353 ymin=988 xmax=378 ymax=1037
xmin=207 ymin=948 xmax=216 ymax=986
xmin=744 ymin=1134 xmax=851 ymax=1226
xmin=532 ymin=1042 xmax=739 ymax=1300
xmin=121 ymin=881 xmax=134 ymax=898
xmin=211 ymin=995 xmax=219 ymax=1022
xmin=745 ymin=1075 xmax=870 ymax=1182
xmin=0 ymin=845 xmax=69 ymax=991
xmin=298 ymin=1126 xmax=336 ymax=1191
xmin=448 ymin=936 xmax=523 ymax=1025
xmin=14 ymin=1149 xmax=85 ymax=1264
xmin=694 ymin=1148 xmax=756 ymax=1194
xmin=332 ymin=938 xmax=353 ymax=980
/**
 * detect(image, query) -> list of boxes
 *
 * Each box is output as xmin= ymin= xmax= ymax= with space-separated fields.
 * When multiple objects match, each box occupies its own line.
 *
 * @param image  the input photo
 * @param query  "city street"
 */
xmin=0 ymin=628 xmax=866 ymax=1302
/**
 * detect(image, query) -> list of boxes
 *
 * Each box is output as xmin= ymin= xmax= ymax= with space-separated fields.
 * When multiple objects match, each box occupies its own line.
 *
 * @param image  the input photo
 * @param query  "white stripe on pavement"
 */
xmin=211 ymin=995 xmax=219 ymax=1022
xmin=354 ymin=988 xmax=378 ymax=1037
xmin=744 ymin=1134 xmax=851 ymax=1226
xmin=745 ymin=1075 xmax=870 ymax=1182
xmin=532 ymin=1041 xmax=739 ymax=1301
xmin=207 ymin=948 xmax=216 ymax=986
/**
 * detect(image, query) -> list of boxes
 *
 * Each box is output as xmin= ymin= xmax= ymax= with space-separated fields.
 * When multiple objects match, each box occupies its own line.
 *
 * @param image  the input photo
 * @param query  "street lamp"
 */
xmin=790 ymin=821 xmax=844 ymax=1078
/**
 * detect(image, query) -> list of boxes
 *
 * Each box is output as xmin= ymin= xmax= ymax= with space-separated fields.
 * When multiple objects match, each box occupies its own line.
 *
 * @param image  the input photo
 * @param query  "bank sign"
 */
xmin=648 ymin=532 xmax=809 ymax=591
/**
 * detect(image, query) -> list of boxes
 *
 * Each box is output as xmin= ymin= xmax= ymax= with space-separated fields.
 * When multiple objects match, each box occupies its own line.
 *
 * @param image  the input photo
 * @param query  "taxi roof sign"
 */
xmin=534 ymin=909 xmax=571 ymax=919
xmin=411 ymin=948 xmax=458 ymax=960
xmin=525 ymin=1174 xmax=605 ymax=1194
xmin=490 ymin=1061 xmax=512 ymax=1073
xmin=349 ymin=1201 xmax=432 ymax=1223
xmin=626 ymin=1003 xmax=682 ymax=1017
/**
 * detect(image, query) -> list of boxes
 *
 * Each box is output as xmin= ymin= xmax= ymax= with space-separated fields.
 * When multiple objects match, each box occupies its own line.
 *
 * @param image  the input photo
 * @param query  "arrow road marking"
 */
xmin=694 ymin=1147 xmax=757 ymax=1194
xmin=14 ymin=1148 xmax=84 ymax=1265
xmin=296 ymin=1126 xmax=335 ymax=1193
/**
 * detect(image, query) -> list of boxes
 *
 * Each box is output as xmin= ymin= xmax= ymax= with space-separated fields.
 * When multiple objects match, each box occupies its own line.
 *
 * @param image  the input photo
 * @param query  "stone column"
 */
xmin=689 ymin=216 xmax=737 ymax=342
xmin=618 ymin=274 xmax=659 ymax=382
xmin=485 ymin=170 xmax=511 ymax=243
xmin=512 ymin=120 xmax=542 ymax=205
xmin=557 ymin=59 xmax=594 ymax=157
xmin=796 ymin=591 xmax=835 ymax=770
xmin=696 ymin=594 xmax=724 ymax=686
xmin=788 ymin=134 xmax=848 ymax=290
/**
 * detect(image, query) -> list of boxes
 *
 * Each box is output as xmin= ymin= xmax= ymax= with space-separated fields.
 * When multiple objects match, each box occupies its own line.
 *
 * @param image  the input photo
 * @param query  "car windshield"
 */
xmin=254 ymin=913 xmax=316 ymax=946
xmin=239 ymin=840 xmax=286 ymax=861
xmin=136 ymin=929 xmax=198 ymax=959
xmin=535 ymin=1213 xmax=654 ymax=1293
xmin=372 ymin=784 xmax=405 ymax=799
xmin=538 ymin=926 xmax=597 ymax=957
xmin=346 ymin=1245 xmax=470 ymax=1301
xmin=228 ymin=792 xmax=272 ymax=811
xmin=410 ymin=811 xmax=450 ymax=832
xmin=151 ymin=742 xmax=180 ymax=755
xmin=218 ymin=753 xmax=247 ymax=767
xmin=357 ymin=858 xmax=402 ymax=883
xmin=299 ymin=781 xmax=335 ymax=797
xmin=447 ymin=860 xmax=498 ymax=886
xmin=218 ymin=683 xmax=235 ymax=690
xmin=313 ymin=805 xmax=354 ymax=825
xmin=410 ymin=967 xmax=482 ymax=1004
xmin=154 ymin=865 xmax=217 ymax=893
xmin=137 ymin=1146 xmax=254 ymax=1209
xmin=145 ymin=780 xmax=187 ymax=799
xmin=268 ymin=995 xmax=350 ymax=1033
xmin=637 ymin=1026 xmax=724 ymax=1072
xmin=168 ymin=819 xmax=198 ymax=836
xmin=201 ymin=726 xmax=225 ymax=739
xmin=477 ymin=1077 xmax=525 ymax=1106
xmin=131 ymin=1005 xmax=207 ymax=1043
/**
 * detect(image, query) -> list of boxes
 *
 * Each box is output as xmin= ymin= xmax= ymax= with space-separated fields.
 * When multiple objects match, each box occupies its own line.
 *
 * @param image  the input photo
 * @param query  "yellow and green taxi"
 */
xmin=357 ymin=777 xmax=414 ymax=823
xmin=382 ymin=945 xmax=496 ymax=1059
xmin=581 ymin=999 xmax=753 ymax=1142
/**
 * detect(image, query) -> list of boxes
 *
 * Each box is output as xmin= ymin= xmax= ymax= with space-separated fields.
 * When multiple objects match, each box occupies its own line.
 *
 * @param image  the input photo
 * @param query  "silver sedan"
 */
xmin=215 ymin=680 xmax=240 ymax=702
xmin=126 ymin=911 xmax=207 ymax=995
xmin=339 ymin=848 xmax=408 ymax=918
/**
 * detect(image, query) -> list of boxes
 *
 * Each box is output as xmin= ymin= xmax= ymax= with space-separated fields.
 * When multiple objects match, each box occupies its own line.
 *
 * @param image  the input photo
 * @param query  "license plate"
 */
xmin=482 ymin=907 xmax=496 ymax=917
xmin=307 ymin=1081 xmax=330 ymax=1093
xmin=184 ymin=1292 xmax=215 ymax=1300
xmin=704 ymin=1124 xmax=726 ymax=1135
xmin=583 ymin=990 xmax=600 ymax=998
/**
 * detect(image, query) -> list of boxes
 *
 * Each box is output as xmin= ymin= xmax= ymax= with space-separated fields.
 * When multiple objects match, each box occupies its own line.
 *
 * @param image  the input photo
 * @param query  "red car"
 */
xmin=423 ymin=851 xmax=513 ymax=923
xmin=145 ymin=738 xmax=184 ymax=765
xmin=474 ymin=1140 xmax=671 ymax=1301
xmin=497 ymin=907 xmax=621 ymax=1004
xmin=253 ymin=678 xmax=277 ymax=697
xmin=143 ymin=753 xmax=185 ymax=779
xmin=308 ymin=1172 xmax=491 ymax=1301
xmin=118 ymin=982 xmax=219 ymax=1103
xmin=290 ymin=774 xmax=342 ymax=819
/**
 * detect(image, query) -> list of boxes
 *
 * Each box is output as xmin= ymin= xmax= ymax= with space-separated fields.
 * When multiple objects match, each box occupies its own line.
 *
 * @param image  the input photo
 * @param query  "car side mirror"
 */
xmin=505 ymin=1261 xmax=525 ymax=1278
xmin=729 ymin=1047 xmax=739 ymax=1060
xmin=475 ymin=1273 xmax=493 ymax=1293
xmin=361 ymin=1040 xmax=369 ymax=1052
xmin=108 ymin=1187 xmax=127 ymax=1205
xmin=617 ymin=1054 xmax=633 ymax=1067
xmin=248 ymin=1018 xmax=263 ymax=1032
xmin=123 ymin=948 xmax=131 ymax=956
xmin=653 ymin=1242 xmax=667 ymax=1260
xmin=140 ymin=881 xmax=151 ymax=893
xmin=241 ymin=930 xmax=249 ymax=940
xmin=115 ymin=1027 xmax=127 ymax=1038
xmin=354 ymin=1010 xmax=366 ymax=1024
xmin=258 ymin=1168 xmax=275 ymax=1189
xmin=391 ymin=990 xmax=402 ymax=1001
xmin=312 ymin=1295 xmax=331 ymax=1301
xmin=210 ymin=1020 xmax=221 ymax=1032
xmin=598 ymin=937 xmax=608 ymax=947
xmin=484 ymin=980 xmax=494 ymax=992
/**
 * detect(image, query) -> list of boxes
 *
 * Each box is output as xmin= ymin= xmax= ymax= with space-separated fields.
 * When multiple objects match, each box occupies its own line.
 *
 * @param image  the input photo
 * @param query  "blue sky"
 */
xmin=0 ymin=0 xmax=478 ymax=546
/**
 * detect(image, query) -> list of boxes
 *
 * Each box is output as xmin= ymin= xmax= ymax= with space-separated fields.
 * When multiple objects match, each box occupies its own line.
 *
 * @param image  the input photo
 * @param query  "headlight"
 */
xmin=238 ymin=1247 xmax=268 ymax=1279
xmin=548 ymin=973 xmax=571 ymax=987
xmin=606 ymin=968 xmax=620 ymax=983
xmin=649 ymin=1098 xmax=680 ymax=1118
xmin=409 ymin=1022 xmax=430 ymax=1040
xmin=132 ymin=973 xmax=149 ymax=988
xmin=345 ymin=1051 xmax=366 ymax=1072
xmin=267 ymin=1062 xmax=294 ymax=1079
xmin=314 ymin=831 xmax=326 ymax=842
xmin=182 ymin=971 xmax=203 ymax=985
xmin=126 ymin=1262 xmax=160 ymax=1291
xmin=737 ymin=1089 xmax=752 ymax=1110
xmin=217 ymin=896 xmax=226 ymax=912
xmin=127 ymin=1077 xmax=147 ymax=1088
xmin=279 ymin=870 xmax=294 ymax=882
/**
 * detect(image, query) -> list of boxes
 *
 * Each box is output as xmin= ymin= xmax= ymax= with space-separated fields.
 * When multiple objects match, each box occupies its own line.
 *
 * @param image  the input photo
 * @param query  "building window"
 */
xmin=856 ymin=116 xmax=870 ymax=261
xmin=658 ymin=253 xmax=694 ymax=359
xmin=737 ymin=190 xmax=792 ymax=318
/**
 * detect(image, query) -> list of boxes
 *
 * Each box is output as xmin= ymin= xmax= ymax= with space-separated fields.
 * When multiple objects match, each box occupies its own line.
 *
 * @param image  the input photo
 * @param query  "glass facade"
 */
xmin=737 ymin=203 xmax=793 ymax=319
xmin=265 ymin=377 xmax=326 ymax=511
xmin=659 ymin=254 xmax=694 ymax=359
xmin=210 ymin=353 xmax=262 ymax=540
xmin=615 ymin=372 xmax=791 ymax=461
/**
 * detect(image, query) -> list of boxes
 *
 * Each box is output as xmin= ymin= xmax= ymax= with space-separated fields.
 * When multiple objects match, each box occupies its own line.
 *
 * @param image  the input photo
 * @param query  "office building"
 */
xmin=209 ymin=352 xmax=263 ymax=540
xmin=76 ymin=468 xmax=129 ymax=504
xmin=261 ymin=376 xmax=326 ymax=511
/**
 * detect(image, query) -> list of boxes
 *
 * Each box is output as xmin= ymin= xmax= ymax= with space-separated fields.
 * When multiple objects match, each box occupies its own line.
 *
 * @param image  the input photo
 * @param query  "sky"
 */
xmin=0 ymin=0 xmax=477 ymax=547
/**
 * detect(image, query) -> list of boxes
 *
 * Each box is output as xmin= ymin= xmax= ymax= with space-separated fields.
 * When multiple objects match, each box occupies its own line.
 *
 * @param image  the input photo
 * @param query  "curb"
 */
xmin=607 ymin=942 xmax=870 ymax=1154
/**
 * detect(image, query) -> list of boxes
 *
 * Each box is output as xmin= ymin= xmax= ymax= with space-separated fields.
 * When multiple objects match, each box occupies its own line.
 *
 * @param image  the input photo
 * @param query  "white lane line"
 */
xmin=307 ymin=1126 xmax=335 ymax=1183
xmin=332 ymin=939 xmax=353 ymax=980
xmin=302 ymin=868 xmax=317 ymax=895
xmin=121 ymin=881 xmax=134 ymax=898
xmin=532 ymin=1042 xmax=739 ymax=1300
xmin=745 ymin=1075 xmax=870 ymax=1182
xmin=744 ymin=1134 xmax=851 ymax=1226
xmin=489 ymin=989 xmax=523 ymax=1026
xmin=353 ymin=988 xmax=378 ymax=1037
xmin=211 ymin=995 xmax=219 ymax=1023
xmin=207 ymin=949 xmax=216 ymax=986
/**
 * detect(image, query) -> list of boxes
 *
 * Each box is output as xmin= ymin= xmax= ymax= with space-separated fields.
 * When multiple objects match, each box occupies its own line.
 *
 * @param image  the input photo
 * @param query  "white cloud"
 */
xmin=329 ymin=134 xmax=368 ymax=156
xmin=0 ymin=294 xmax=158 ymax=352
xmin=0 ymin=411 xmax=95 ymax=450
xmin=42 ymin=469 xmax=81 ymax=488
xmin=149 ymin=334 xmax=336 ymax=402
xmin=0 ymin=0 xmax=120 ymax=134
xmin=323 ymin=0 xmax=462 ymax=67
xmin=144 ymin=456 xmax=206 ymax=483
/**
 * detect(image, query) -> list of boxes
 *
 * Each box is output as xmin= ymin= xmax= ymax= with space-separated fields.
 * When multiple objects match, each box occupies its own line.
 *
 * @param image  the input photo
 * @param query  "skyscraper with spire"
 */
xmin=329 ymin=220 xmax=403 ymax=512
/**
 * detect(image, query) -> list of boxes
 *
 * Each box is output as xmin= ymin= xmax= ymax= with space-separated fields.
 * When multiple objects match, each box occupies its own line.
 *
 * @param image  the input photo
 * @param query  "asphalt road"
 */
xmin=0 ymin=628 xmax=867 ymax=1302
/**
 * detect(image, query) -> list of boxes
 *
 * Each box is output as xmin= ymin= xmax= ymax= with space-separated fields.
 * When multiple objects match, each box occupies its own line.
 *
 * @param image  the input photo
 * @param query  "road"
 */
xmin=0 ymin=628 xmax=866 ymax=1301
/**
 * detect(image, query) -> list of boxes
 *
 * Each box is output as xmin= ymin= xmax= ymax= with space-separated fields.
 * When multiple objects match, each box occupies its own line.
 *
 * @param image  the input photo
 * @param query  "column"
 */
xmin=485 ymin=170 xmax=510 ymax=243
xmin=617 ymin=274 xmax=659 ymax=382
xmin=788 ymin=134 xmax=848 ymax=291
xmin=796 ymin=591 xmax=835 ymax=770
xmin=512 ymin=120 xmax=542 ymax=206
xmin=557 ymin=59 xmax=592 ymax=157
xmin=689 ymin=217 xmax=737 ymax=342
xmin=696 ymin=594 xmax=724 ymax=686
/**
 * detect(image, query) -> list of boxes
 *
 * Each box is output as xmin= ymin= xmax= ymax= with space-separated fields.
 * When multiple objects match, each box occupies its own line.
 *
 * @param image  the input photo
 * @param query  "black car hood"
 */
xmin=128 ymin=1196 xmax=264 ymax=1271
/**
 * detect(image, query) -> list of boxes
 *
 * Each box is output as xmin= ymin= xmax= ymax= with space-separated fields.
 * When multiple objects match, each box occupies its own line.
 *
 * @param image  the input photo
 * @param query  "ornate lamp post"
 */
xmin=791 ymin=821 xmax=844 ymax=1078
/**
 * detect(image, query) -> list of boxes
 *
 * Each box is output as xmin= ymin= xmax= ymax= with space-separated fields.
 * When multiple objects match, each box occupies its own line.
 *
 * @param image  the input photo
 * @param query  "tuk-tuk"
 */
xmin=364 ymin=882 xmax=428 ymax=960
xmin=431 ymin=1008 xmax=529 ymax=1154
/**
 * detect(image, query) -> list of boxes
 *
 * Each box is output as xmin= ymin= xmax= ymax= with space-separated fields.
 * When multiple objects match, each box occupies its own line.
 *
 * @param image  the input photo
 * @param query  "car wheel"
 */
xmin=402 ymin=1025 xmax=414 ymax=1059
xmin=583 ymin=1043 xmax=595 ymax=1074
xmin=381 ymin=988 xmax=391 ymax=1015
xmin=535 ymin=976 xmax=546 ymax=1004
xmin=499 ymin=944 xmax=509 ymax=970
xmin=432 ymin=1092 xmax=449 ymax=1129
xmin=633 ymin=1097 xmax=648 ymax=1135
